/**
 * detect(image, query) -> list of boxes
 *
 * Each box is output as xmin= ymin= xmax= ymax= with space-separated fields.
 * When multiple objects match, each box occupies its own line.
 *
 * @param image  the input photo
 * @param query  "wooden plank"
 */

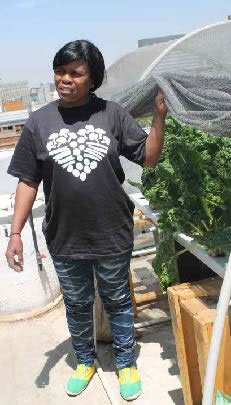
xmin=133 ymin=218 xmax=153 ymax=227
xmin=167 ymin=278 xmax=221 ymax=405
xmin=223 ymin=317 xmax=231 ymax=394
xmin=135 ymin=290 xmax=163 ymax=304
xmin=180 ymin=304 xmax=202 ymax=404
xmin=194 ymin=308 xmax=231 ymax=402
xmin=170 ymin=277 xmax=221 ymax=301
xmin=180 ymin=297 xmax=209 ymax=316
xmin=133 ymin=208 xmax=143 ymax=217
xmin=193 ymin=310 xmax=213 ymax=391
xmin=168 ymin=288 xmax=194 ymax=405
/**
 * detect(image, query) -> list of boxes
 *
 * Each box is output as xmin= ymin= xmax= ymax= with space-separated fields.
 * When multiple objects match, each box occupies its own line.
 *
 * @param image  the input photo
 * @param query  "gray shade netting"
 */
xmin=100 ymin=21 xmax=231 ymax=137
xmin=97 ymin=38 xmax=179 ymax=99
xmin=112 ymin=70 xmax=231 ymax=137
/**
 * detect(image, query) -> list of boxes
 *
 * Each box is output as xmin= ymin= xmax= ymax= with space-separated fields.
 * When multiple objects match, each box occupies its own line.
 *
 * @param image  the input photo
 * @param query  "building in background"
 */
xmin=0 ymin=109 xmax=28 ymax=149
xmin=30 ymin=87 xmax=40 ymax=104
xmin=2 ymin=100 xmax=25 ymax=112
xmin=0 ymin=81 xmax=30 ymax=112
xmin=30 ymin=83 xmax=58 ymax=105
xmin=0 ymin=104 xmax=44 ymax=150
xmin=38 ymin=82 xmax=51 ymax=104
xmin=0 ymin=81 xmax=58 ymax=149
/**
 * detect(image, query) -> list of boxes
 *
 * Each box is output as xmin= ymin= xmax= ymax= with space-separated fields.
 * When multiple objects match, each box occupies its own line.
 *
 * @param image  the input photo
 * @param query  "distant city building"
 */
xmin=39 ymin=82 xmax=51 ymax=103
xmin=2 ymin=100 xmax=25 ymax=112
xmin=30 ymin=87 xmax=40 ymax=103
xmin=30 ymin=83 xmax=58 ymax=105
xmin=138 ymin=34 xmax=184 ymax=48
xmin=0 ymin=81 xmax=30 ymax=112
xmin=0 ymin=105 xmax=44 ymax=150
xmin=0 ymin=109 xmax=28 ymax=149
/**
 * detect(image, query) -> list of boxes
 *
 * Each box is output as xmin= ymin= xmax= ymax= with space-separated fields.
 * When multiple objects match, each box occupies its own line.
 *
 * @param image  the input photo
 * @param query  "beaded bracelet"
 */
xmin=10 ymin=232 xmax=21 ymax=237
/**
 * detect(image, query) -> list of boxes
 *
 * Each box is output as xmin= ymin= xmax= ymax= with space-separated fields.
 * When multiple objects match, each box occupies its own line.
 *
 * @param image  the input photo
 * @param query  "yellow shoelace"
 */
xmin=119 ymin=367 xmax=138 ymax=384
xmin=72 ymin=364 xmax=92 ymax=379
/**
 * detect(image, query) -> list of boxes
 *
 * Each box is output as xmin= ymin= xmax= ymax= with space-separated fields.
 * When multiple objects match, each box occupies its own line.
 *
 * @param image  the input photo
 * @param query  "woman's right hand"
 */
xmin=5 ymin=235 xmax=24 ymax=272
xmin=5 ymin=180 xmax=38 ymax=273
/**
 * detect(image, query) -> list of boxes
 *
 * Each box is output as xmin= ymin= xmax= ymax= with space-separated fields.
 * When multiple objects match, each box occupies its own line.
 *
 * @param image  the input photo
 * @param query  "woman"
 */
xmin=6 ymin=39 xmax=167 ymax=401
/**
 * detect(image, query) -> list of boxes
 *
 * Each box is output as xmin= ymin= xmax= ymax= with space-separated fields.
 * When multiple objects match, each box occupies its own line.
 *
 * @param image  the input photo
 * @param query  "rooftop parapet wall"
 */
xmin=0 ymin=192 xmax=61 ymax=317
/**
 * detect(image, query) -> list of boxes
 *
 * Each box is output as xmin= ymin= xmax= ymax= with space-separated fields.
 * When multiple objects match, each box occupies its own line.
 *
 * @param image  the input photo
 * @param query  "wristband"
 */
xmin=10 ymin=232 xmax=21 ymax=237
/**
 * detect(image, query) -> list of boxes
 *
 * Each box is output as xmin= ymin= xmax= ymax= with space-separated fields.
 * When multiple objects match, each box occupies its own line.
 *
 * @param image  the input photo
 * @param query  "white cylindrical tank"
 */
xmin=0 ymin=192 xmax=61 ymax=318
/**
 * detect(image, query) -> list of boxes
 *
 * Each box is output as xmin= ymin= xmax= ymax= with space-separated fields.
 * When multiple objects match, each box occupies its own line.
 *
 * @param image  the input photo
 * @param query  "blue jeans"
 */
xmin=52 ymin=252 xmax=135 ymax=369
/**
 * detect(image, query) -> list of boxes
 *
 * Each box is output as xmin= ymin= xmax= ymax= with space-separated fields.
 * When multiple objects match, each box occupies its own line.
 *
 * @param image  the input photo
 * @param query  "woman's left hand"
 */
xmin=153 ymin=89 xmax=168 ymax=119
xmin=144 ymin=89 xmax=168 ymax=167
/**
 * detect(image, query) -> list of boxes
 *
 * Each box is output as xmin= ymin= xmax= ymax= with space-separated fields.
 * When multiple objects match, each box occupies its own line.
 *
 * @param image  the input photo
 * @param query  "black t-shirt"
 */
xmin=8 ymin=96 xmax=147 ymax=259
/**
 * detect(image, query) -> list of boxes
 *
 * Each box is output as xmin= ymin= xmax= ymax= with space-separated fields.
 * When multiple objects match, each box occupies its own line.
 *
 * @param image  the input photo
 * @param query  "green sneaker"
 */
xmin=66 ymin=363 xmax=96 ymax=396
xmin=118 ymin=366 xmax=142 ymax=401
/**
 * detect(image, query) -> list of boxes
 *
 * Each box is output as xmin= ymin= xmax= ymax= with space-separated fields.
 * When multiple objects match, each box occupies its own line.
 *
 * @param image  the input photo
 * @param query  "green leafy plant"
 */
xmin=133 ymin=117 xmax=231 ymax=291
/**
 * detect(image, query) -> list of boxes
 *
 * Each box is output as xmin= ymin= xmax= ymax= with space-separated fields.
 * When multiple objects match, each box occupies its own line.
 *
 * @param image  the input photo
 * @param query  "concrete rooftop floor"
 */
xmin=0 ymin=252 xmax=184 ymax=405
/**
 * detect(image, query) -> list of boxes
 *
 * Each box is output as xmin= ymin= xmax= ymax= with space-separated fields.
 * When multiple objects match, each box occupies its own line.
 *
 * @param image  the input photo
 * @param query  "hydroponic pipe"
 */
xmin=202 ymin=253 xmax=231 ymax=405
xmin=133 ymin=242 xmax=156 ymax=251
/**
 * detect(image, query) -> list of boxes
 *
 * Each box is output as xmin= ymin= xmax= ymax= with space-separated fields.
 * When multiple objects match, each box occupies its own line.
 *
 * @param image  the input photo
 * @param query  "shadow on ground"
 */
xmin=34 ymin=336 xmax=141 ymax=387
xmin=138 ymin=322 xmax=180 ymax=376
xmin=35 ymin=338 xmax=75 ymax=388
xmin=34 ymin=318 xmax=184 ymax=405
xmin=137 ymin=322 xmax=184 ymax=405
xmin=168 ymin=388 xmax=185 ymax=405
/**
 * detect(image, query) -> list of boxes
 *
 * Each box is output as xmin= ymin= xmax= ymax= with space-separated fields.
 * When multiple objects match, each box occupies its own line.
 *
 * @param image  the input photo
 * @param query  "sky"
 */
xmin=1 ymin=0 xmax=230 ymax=86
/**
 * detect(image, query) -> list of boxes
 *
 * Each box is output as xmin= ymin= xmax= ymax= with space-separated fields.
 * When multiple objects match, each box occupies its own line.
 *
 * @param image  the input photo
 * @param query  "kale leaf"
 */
xmin=138 ymin=117 xmax=231 ymax=291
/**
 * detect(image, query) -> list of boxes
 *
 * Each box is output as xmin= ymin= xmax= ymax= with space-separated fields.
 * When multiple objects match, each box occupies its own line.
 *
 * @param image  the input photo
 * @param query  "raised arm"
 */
xmin=144 ymin=90 xmax=168 ymax=167
xmin=5 ymin=180 xmax=39 ymax=272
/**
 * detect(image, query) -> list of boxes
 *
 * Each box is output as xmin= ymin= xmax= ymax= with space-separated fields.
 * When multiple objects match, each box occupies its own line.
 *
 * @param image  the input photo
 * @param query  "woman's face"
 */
xmin=54 ymin=60 xmax=93 ymax=107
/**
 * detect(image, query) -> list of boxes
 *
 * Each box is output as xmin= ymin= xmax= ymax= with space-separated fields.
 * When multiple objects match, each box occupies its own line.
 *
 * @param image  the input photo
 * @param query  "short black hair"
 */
xmin=53 ymin=40 xmax=105 ymax=91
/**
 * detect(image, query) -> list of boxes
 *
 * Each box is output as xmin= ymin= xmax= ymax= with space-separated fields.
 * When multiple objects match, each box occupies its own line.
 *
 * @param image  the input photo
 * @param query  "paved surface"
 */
xmin=0 ymin=254 xmax=184 ymax=405
xmin=0 ymin=305 xmax=183 ymax=405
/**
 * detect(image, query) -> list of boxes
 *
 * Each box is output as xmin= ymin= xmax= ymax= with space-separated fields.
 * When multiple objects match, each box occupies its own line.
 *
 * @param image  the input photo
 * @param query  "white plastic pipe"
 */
xmin=202 ymin=253 xmax=231 ymax=405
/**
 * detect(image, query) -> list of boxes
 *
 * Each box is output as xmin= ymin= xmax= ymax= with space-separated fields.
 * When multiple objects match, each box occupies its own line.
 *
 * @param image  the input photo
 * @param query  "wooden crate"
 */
xmin=168 ymin=277 xmax=231 ymax=405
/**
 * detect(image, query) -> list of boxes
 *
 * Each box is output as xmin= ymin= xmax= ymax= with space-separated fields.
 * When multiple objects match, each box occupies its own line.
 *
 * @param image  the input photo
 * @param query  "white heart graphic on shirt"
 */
xmin=46 ymin=125 xmax=110 ymax=181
